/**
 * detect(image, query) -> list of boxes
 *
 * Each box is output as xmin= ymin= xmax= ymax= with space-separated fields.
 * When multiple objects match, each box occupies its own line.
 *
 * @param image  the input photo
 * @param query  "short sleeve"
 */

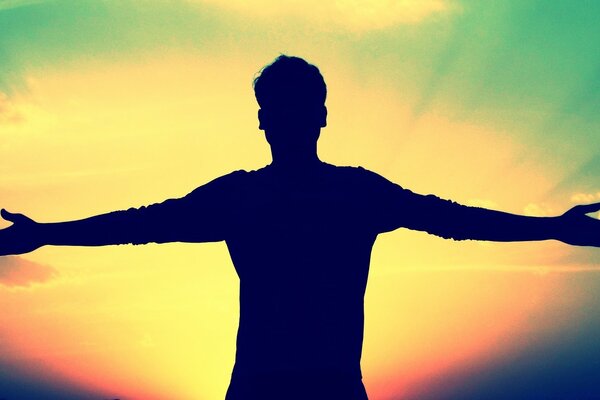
xmin=108 ymin=170 xmax=245 ymax=245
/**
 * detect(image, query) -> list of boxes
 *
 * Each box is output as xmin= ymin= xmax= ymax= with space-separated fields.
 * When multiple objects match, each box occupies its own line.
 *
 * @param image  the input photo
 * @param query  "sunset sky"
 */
xmin=1 ymin=1 xmax=600 ymax=399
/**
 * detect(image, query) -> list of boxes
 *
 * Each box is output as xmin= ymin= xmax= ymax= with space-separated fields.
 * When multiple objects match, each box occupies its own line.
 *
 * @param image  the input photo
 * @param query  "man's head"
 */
xmin=253 ymin=55 xmax=327 ymax=149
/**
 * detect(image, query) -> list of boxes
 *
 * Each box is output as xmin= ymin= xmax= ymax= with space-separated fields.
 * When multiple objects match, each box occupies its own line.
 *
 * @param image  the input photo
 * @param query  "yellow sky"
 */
xmin=0 ymin=51 xmax=588 ymax=399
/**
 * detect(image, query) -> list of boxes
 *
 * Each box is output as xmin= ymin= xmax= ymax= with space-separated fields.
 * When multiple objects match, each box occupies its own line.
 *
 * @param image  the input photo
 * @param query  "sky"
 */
xmin=1 ymin=0 xmax=600 ymax=398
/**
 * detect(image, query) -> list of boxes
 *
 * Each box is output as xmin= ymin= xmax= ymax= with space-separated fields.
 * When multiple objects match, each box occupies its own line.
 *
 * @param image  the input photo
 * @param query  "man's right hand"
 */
xmin=0 ymin=209 xmax=43 ymax=256
xmin=557 ymin=202 xmax=600 ymax=247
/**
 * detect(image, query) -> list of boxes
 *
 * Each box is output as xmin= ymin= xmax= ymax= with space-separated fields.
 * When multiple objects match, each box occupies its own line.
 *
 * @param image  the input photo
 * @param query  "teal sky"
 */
xmin=2 ymin=0 xmax=599 ymax=191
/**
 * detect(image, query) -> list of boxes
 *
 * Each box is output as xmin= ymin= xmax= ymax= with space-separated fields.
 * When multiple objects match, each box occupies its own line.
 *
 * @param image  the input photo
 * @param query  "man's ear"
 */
xmin=319 ymin=106 xmax=327 ymax=128
xmin=258 ymin=109 xmax=265 ymax=130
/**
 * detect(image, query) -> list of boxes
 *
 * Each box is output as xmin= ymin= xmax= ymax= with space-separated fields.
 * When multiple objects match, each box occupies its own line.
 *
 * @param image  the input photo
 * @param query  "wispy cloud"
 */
xmin=569 ymin=192 xmax=600 ymax=220
xmin=571 ymin=191 xmax=600 ymax=204
xmin=0 ymin=256 xmax=58 ymax=287
xmin=191 ymin=0 xmax=458 ymax=31
xmin=0 ymin=0 xmax=48 ymax=12
xmin=0 ymin=165 xmax=149 ymax=185
xmin=523 ymin=202 xmax=556 ymax=217
xmin=0 ymin=92 xmax=24 ymax=124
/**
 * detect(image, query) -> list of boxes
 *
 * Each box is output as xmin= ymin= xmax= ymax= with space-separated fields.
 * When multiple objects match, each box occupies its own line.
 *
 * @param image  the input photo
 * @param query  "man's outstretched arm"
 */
xmin=402 ymin=196 xmax=600 ymax=247
xmin=0 ymin=208 xmax=139 ymax=255
xmin=0 ymin=172 xmax=242 ymax=256
xmin=0 ymin=208 xmax=135 ymax=256
xmin=367 ymin=170 xmax=600 ymax=247
xmin=0 ymin=201 xmax=219 ymax=257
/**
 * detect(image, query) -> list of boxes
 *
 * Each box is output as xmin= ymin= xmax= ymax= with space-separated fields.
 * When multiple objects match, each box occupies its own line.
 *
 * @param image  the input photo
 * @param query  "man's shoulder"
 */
xmin=186 ymin=169 xmax=249 ymax=198
xmin=325 ymin=164 xmax=391 ymax=184
xmin=205 ymin=164 xmax=394 ymax=188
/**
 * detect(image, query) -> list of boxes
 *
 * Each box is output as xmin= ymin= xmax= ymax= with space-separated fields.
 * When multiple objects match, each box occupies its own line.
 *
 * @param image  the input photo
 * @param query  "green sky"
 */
xmin=2 ymin=0 xmax=599 ymax=188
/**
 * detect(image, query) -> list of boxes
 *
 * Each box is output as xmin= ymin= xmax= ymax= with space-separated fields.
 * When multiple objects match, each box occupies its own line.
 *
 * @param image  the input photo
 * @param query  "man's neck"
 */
xmin=270 ymin=152 xmax=322 ymax=171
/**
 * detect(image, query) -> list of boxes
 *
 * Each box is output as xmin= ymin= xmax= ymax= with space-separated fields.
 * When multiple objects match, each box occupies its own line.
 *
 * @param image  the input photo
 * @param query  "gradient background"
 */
xmin=1 ymin=1 xmax=600 ymax=399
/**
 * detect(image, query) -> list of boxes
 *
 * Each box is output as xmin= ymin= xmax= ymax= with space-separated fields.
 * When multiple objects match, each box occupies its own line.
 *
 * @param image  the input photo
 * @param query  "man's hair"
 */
xmin=253 ymin=55 xmax=327 ymax=109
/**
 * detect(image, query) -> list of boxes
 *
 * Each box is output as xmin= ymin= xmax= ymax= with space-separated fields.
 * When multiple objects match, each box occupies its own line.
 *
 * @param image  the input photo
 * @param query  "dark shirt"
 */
xmin=108 ymin=162 xmax=476 ymax=391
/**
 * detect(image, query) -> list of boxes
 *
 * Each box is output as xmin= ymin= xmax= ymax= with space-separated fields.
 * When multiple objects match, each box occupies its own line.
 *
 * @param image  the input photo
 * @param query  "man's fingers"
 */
xmin=574 ymin=202 xmax=600 ymax=216
xmin=1 ymin=208 xmax=14 ymax=222
xmin=0 ymin=209 xmax=28 ymax=224
xmin=564 ymin=202 xmax=600 ymax=218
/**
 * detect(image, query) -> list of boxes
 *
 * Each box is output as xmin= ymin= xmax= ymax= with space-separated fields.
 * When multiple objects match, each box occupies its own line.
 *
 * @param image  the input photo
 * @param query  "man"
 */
xmin=1 ymin=55 xmax=599 ymax=400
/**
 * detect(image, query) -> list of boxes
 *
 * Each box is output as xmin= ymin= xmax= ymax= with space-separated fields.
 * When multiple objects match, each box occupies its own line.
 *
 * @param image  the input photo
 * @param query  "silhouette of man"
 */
xmin=1 ymin=55 xmax=599 ymax=400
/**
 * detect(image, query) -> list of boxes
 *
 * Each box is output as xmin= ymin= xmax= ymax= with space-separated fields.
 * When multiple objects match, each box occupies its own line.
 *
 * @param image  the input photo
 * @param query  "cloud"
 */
xmin=0 ymin=0 xmax=48 ymax=12
xmin=0 ymin=256 xmax=58 ymax=287
xmin=569 ymin=192 xmax=600 ymax=220
xmin=192 ymin=0 xmax=458 ymax=31
xmin=0 ymin=92 xmax=24 ymax=124
xmin=571 ymin=191 xmax=600 ymax=204
xmin=523 ymin=202 xmax=556 ymax=217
